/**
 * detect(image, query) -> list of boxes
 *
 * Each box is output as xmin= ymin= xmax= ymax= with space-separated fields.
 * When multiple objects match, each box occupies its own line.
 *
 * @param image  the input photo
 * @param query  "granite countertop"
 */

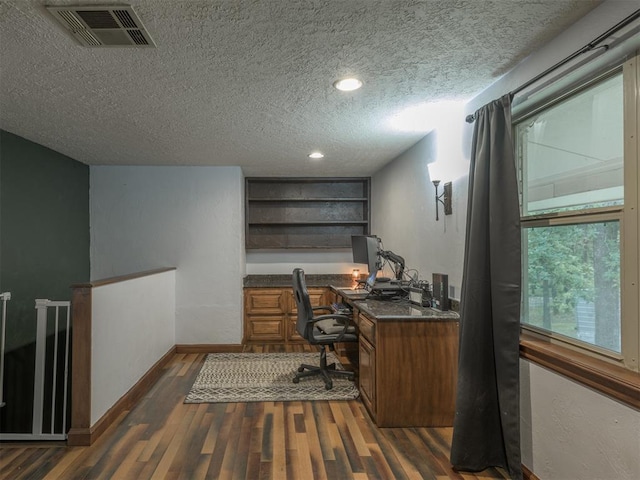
xmin=244 ymin=274 xmax=354 ymax=288
xmin=355 ymin=298 xmax=460 ymax=321
xmin=243 ymin=275 xmax=460 ymax=320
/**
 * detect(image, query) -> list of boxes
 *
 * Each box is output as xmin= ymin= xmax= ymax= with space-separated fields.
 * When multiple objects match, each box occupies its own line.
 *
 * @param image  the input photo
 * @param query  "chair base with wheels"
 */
xmin=293 ymin=345 xmax=355 ymax=390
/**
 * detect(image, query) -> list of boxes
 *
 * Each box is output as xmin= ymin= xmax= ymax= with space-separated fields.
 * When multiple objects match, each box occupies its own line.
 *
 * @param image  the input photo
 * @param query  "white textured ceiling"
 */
xmin=0 ymin=0 xmax=601 ymax=176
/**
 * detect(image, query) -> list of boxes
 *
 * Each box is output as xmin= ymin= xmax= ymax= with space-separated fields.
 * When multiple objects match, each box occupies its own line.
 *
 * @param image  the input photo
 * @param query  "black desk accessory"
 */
xmin=432 ymin=273 xmax=449 ymax=311
xmin=409 ymin=284 xmax=432 ymax=307
xmin=331 ymin=302 xmax=352 ymax=315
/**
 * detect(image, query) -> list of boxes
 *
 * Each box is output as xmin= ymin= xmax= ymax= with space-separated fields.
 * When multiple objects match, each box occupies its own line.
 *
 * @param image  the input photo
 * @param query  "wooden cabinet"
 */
xmin=245 ymin=177 xmax=370 ymax=249
xmin=244 ymin=289 xmax=287 ymax=342
xmin=243 ymin=287 xmax=330 ymax=344
xmin=358 ymin=313 xmax=377 ymax=419
xmin=246 ymin=316 xmax=284 ymax=341
xmin=356 ymin=311 xmax=459 ymax=427
xmin=244 ymin=288 xmax=286 ymax=315
xmin=358 ymin=334 xmax=376 ymax=416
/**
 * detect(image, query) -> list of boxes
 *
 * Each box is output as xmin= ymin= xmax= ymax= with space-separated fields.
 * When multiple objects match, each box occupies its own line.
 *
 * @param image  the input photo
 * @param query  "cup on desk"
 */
xmin=351 ymin=269 xmax=361 ymax=286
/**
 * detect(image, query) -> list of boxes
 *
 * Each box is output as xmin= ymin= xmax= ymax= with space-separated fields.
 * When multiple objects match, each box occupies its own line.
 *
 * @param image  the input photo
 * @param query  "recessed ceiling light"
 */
xmin=308 ymin=152 xmax=324 ymax=159
xmin=333 ymin=78 xmax=363 ymax=92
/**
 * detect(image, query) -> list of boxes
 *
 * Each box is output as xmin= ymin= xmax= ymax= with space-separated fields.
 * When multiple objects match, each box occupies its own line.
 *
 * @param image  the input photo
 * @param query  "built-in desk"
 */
xmin=333 ymin=287 xmax=460 ymax=428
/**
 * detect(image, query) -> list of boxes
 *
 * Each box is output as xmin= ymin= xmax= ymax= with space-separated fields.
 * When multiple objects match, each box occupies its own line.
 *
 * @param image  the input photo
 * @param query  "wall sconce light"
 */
xmin=352 ymin=269 xmax=360 ymax=281
xmin=428 ymin=162 xmax=453 ymax=221
xmin=432 ymin=180 xmax=452 ymax=221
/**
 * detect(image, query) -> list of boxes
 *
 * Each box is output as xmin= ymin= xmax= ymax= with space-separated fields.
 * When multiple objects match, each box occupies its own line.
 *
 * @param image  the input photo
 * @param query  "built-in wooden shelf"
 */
xmin=248 ymin=197 xmax=369 ymax=202
xmin=245 ymin=177 xmax=371 ymax=249
xmin=247 ymin=221 xmax=369 ymax=226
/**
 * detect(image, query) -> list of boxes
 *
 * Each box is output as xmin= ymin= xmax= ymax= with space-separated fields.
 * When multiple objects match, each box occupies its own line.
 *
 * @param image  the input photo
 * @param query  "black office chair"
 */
xmin=292 ymin=268 xmax=357 ymax=390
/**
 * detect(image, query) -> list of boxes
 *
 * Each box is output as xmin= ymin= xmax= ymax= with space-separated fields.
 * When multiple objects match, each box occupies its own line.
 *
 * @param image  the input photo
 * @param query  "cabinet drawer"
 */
xmin=359 ymin=314 xmax=375 ymax=345
xmin=245 ymin=289 xmax=285 ymax=314
xmin=247 ymin=317 xmax=285 ymax=341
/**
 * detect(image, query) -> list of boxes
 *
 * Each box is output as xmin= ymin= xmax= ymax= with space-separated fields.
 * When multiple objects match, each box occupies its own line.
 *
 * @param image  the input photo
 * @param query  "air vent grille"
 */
xmin=46 ymin=5 xmax=156 ymax=48
xmin=76 ymin=10 xmax=120 ymax=29
xmin=127 ymin=29 xmax=148 ymax=45
xmin=113 ymin=10 xmax=137 ymax=29
xmin=57 ymin=10 xmax=84 ymax=30
xmin=76 ymin=29 xmax=101 ymax=47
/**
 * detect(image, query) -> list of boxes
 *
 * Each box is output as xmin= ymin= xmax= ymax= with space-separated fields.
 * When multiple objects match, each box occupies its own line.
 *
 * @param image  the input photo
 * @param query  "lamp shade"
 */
xmin=428 ymin=162 xmax=449 ymax=182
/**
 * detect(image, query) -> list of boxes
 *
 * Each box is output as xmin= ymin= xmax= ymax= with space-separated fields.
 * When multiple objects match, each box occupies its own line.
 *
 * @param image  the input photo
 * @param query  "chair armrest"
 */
xmin=311 ymin=313 xmax=354 ymax=342
xmin=312 ymin=313 xmax=352 ymax=323
xmin=312 ymin=305 xmax=333 ymax=312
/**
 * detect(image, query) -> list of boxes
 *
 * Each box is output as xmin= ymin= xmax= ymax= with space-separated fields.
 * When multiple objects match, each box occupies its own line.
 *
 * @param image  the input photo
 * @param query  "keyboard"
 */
xmin=337 ymin=287 xmax=369 ymax=299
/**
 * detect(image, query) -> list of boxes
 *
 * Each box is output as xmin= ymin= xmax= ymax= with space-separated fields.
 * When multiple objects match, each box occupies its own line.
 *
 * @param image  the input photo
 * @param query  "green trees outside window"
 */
xmin=523 ymin=221 xmax=621 ymax=353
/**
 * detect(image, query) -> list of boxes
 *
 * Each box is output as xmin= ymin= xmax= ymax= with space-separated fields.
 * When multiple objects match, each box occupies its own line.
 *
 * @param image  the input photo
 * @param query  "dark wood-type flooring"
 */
xmin=0 ymin=344 xmax=508 ymax=479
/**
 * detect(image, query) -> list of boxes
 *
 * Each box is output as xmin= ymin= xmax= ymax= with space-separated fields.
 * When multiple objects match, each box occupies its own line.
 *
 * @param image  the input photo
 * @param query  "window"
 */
xmin=515 ymin=56 xmax=639 ymax=372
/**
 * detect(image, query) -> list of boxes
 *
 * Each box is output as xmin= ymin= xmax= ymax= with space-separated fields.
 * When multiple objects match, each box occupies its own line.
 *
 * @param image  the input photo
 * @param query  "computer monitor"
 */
xmin=351 ymin=235 xmax=380 ymax=274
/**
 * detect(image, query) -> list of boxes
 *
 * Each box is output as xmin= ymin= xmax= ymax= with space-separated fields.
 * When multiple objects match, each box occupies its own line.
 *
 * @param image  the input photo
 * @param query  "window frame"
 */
xmin=513 ymin=53 xmax=640 ymax=409
xmin=516 ymin=67 xmax=625 ymax=218
xmin=520 ymin=208 xmax=624 ymax=362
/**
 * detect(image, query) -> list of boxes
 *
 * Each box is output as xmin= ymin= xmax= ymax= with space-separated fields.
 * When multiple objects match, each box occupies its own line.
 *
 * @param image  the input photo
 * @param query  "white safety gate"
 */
xmin=0 ymin=296 xmax=71 ymax=441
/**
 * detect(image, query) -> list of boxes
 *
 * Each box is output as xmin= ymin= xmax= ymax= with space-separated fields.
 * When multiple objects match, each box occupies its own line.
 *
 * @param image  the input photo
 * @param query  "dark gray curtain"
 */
xmin=450 ymin=94 xmax=522 ymax=480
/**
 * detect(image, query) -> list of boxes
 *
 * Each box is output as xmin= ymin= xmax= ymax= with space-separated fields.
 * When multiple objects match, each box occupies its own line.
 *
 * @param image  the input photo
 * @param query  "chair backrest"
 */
xmin=292 ymin=268 xmax=314 ymax=339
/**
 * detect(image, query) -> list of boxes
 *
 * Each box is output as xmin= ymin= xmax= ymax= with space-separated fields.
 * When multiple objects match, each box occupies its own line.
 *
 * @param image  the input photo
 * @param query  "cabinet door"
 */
xmin=246 ymin=315 xmax=285 ymax=342
xmin=359 ymin=336 xmax=376 ymax=417
xmin=289 ymin=287 xmax=328 ymax=314
xmin=244 ymin=289 xmax=286 ymax=343
xmin=245 ymin=289 xmax=286 ymax=314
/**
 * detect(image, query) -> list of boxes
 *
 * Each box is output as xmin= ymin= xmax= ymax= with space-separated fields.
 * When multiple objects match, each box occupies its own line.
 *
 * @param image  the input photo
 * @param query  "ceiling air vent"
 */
xmin=46 ymin=5 xmax=156 ymax=47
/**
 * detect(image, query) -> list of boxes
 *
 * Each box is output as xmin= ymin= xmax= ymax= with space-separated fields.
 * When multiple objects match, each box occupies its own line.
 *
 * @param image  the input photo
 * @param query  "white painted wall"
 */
xmin=90 ymin=269 xmax=175 ymax=425
xmin=90 ymin=166 xmax=245 ymax=345
xmin=371 ymin=133 xmax=467 ymax=297
xmin=246 ymin=249 xmax=359 ymax=275
xmin=371 ymin=2 xmax=640 ymax=478
xmin=520 ymin=361 xmax=640 ymax=479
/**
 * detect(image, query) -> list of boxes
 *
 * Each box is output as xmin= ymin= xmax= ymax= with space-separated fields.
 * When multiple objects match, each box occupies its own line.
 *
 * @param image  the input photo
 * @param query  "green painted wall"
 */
xmin=0 ymin=130 xmax=90 ymax=433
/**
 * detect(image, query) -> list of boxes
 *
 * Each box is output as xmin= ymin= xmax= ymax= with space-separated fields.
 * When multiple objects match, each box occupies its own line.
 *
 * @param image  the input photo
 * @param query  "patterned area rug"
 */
xmin=184 ymin=352 xmax=359 ymax=403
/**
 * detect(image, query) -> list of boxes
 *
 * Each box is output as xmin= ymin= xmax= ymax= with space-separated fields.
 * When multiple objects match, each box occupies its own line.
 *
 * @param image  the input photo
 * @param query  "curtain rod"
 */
xmin=465 ymin=8 xmax=640 ymax=123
